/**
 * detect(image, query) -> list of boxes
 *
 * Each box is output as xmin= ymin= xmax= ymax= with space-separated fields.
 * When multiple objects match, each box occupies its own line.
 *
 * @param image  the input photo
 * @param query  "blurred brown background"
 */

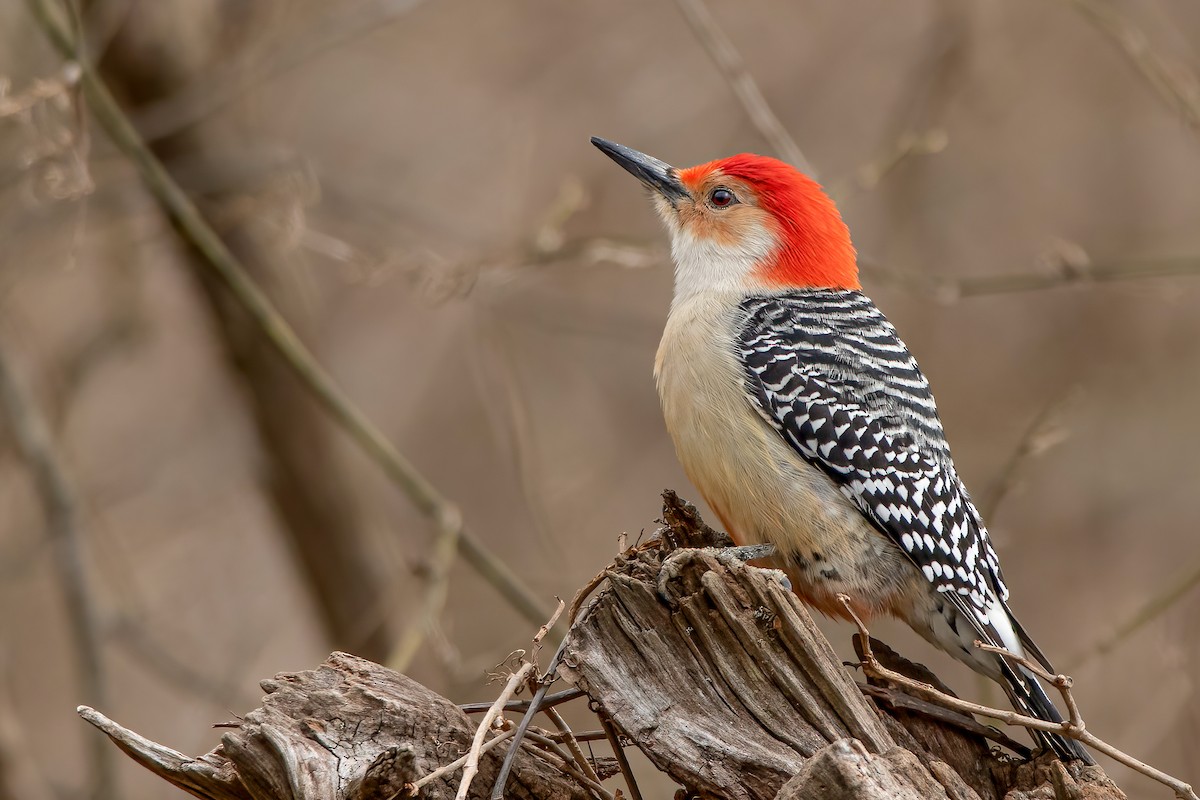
xmin=1 ymin=0 xmax=1199 ymax=797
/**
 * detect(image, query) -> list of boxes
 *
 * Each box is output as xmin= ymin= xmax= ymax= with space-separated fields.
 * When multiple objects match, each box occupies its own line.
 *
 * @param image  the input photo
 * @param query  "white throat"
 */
xmin=664 ymin=221 xmax=777 ymax=311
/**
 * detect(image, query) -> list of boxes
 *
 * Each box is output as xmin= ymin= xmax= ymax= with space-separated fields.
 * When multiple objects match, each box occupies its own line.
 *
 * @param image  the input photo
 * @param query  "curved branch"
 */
xmin=25 ymin=0 xmax=551 ymax=631
xmin=840 ymin=595 xmax=1197 ymax=800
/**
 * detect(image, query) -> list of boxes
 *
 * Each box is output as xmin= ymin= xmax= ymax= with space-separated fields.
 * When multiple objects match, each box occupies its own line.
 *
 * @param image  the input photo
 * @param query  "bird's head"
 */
xmin=591 ymin=137 xmax=859 ymax=303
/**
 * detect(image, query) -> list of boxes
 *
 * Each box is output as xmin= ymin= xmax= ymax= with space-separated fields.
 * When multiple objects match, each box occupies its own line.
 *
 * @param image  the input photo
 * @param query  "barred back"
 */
xmin=737 ymin=289 xmax=1008 ymax=622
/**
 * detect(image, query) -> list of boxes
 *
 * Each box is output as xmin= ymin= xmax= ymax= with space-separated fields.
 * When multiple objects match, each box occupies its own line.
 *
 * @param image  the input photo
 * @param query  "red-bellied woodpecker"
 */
xmin=591 ymin=136 xmax=1092 ymax=764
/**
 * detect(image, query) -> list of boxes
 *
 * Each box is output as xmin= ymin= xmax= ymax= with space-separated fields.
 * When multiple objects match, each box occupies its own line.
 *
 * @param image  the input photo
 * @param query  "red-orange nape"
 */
xmin=678 ymin=154 xmax=861 ymax=291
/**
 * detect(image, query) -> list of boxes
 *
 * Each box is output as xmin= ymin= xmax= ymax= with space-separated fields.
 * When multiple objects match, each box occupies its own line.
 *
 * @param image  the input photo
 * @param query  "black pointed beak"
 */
xmin=591 ymin=137 xmax=688 ymax=204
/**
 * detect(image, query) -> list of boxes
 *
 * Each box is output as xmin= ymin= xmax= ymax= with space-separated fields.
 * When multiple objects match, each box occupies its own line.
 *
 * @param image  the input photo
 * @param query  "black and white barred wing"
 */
xmin=737 ymin=292 xmax=1094 ymax=762
xmin=737 ymin=292 xmax=1010 ymax=642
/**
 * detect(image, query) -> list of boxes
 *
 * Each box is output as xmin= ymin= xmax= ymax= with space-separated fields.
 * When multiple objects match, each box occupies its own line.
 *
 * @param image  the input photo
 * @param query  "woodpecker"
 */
xmin=591 ymin=136 xmax=1092 ymax=764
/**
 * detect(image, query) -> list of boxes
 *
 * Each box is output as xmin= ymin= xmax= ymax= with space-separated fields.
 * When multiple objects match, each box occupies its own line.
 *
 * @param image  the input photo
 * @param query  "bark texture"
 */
xmin=79 ymin=652 xmax=588 ymax=800
xmin=77 ymin=494 xmax=1127 ymax=799
xmin=557 ymin=491 xmax=1125 ymax=800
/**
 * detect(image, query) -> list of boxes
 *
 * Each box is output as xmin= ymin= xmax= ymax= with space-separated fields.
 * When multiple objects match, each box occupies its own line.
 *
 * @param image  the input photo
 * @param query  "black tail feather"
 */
xmin=1001 ymin=662 xmax=1095 ymax=765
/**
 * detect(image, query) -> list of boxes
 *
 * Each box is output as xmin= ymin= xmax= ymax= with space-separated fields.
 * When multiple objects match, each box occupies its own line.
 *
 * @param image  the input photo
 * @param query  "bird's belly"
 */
xmin=655 ymin=297 xmax=914 ymax=619
xmin=678 ymin=403 xmax=912 ymax=619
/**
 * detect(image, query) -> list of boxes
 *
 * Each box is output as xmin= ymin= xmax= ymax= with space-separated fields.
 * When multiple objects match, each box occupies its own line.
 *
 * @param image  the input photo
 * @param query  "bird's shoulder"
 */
xmin=735 ymin=289 xmax=948 ymax=457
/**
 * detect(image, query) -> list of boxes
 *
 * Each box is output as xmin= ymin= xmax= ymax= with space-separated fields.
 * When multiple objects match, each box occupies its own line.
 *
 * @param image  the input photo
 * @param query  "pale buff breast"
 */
xmin=653 ymin=291 xmax=915 ymax=620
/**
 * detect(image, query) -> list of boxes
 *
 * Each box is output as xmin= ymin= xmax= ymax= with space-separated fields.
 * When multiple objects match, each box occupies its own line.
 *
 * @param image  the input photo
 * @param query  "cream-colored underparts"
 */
xmin=654 ymin=289 xmax=1014 ymax=679
xmin=655 ymin=291 xmax=912 ymax=615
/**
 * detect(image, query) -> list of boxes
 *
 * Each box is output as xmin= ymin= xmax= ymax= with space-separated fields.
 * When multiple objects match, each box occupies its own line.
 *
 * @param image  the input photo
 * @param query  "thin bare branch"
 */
xmin=106 ymin=617 xmax=242 ymax=708
xmin=829 ymin=129 xmax=948 ymax=201
xmin=0 ymin=343 xmax=113 ymax=800
xmin=860 ymin=254 xmax=1200 ymax=299
xmin=979 ymin=385 xmax=1083 ymax=522
xmin=459 ymin=688 xmax=585 ymax=715
xmin=974 ymin=642 xmax=1081 ymax=718
xmin=542 ymin=706 xmax=603 ymax=789
xmin=535 ymin=598 xmax=566 ymax=647
xmin=387 ymin=505 xmax=463 ymax=673
xmin=423 ymin=230 xmax=1200 ymax=307
xmin=417 ymin=233 xmax=1200 ymax=305
xmin=0 ymin=64 xmax=80 ymax=118
xmin=454 ymin=662 xmax=534 ymax=800
xmin=838 ymin=594 xmax=1198 ymax=800
xmin=468 ymin=319 xmax=565 ymax=563
xmin=26 ymin=0 xmax=552 ymax=631
xmin=134 ymin=0 xmax=435 ymax=141
xmin=672 ymin=0 xmax=816 ymax=176
xmin=598 ymin=712 xmax=644 ymax=800
xmin=857 ymin=682 xmax=1032 ymax=756
xmin=512 ymin=727 xmax=572 ymax=760
xmin=1067 ymin=554 xmax=1200 ymax=672
xmin=490 ymin=636 xmax=570 ymax=800
xmin=569 ymin=566 xmax=613 ymax=625
xmin=1066 ymin=0 xmax=1200 ymax=135
xmin=547 ymin=730 xmax=607 ymax=744
xmin=402 ymin=728 xmax=515 ymax=796
xmin=515 ymin=735 xmax=615 ymax=800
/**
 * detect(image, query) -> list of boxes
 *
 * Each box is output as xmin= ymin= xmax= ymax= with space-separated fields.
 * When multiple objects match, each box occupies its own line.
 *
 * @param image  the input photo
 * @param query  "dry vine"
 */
xmin=838 ymin=594 xmax=1197 ymax=800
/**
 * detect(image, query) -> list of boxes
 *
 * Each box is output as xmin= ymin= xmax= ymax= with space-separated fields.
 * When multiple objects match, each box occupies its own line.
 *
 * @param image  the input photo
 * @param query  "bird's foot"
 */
xmin=714 ymin=543 xmax=776 ymax=562
xmin=658 ymin=542 xmax=791 ymax=597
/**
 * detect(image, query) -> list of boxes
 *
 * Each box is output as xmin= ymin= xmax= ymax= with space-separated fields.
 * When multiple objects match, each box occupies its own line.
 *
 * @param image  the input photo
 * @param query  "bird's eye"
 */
xmin=710 ymin=188 xmax=736 ymax=208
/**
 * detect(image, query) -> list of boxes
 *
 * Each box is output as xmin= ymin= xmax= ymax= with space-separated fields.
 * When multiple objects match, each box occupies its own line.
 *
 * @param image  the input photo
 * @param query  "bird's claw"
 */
xmin=715 ymin=543 xmax=776 ymax=562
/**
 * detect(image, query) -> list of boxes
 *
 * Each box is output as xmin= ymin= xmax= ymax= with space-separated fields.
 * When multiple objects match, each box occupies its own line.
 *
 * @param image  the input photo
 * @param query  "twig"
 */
xmin=832 ymin=0 xmax=964 ymax=206
xmin=542 ymin=706 xmax=603 ymax=788
xmin=672 ymin=0 xmax=816 ymax=177
xmin=860 ymin=255 xmax=1200 ymax=299
xmin=387 ymin=505 xmax=462 ymax=673
xmin=47 ymin=296 xmax=144 ymax=432
xmin=516 ymin=736 xmax=616 ymax=800
xmin=469 ymin=320 xmax=565 ymax=563
xmin=0 ymin=342 xmax=114 ymax=800
xmin=857 ymin=682 xmax=1032 ymax=757
xmin=1066 ymin=0 xmax=1200 ymax=135
xmin=489 ymin=636 xmax=570 ymax=799
xmin=533 ymin=597 xmax=566 ymax=663
xmin=454 ymin=662 xmax=534 ymax=800
xmin=829 ymin=129 xmax=948 ymax=201
xmin=402 ymin=728 xmax=515 ymax=796
xmin=0 ymin=65 xmax=79 ymax=118
xmin=1068 ymin=553 xmax=1200 ymax=671
xmin=979 ymin=386 xmax=1082 ymax=522
xmin=518 ymin=728 xmax=608 ymax=744
xmin=973 ymin=642 xmax=1086 ymax=728
xmin=459 ymin=687 xmax=585 ymax=714
xmin=837 ymin=594 xmax=1198 ymax=800
xmin=403 ymin=722 xmax=609 ymax=799
xmin=569 ymin=567 xmax=613 ymax=624
xmin=133 ymin=0 xmax=435 ymax=141
xmin=550 ymin=730 xmax=607 ymax=744
xmin=599 ymin=712 xmax=644 ymax=800
xmin=514 ymin=728 xmax=577 ymax=772
xmin=107 ymin=617 xmax=241 ymax=708
xmin=26 ymin=0 xmax=552 ymax=632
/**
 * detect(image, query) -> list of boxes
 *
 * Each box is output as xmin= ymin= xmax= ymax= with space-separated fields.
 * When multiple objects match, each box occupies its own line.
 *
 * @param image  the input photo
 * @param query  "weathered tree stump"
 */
xmin=78 ymin=493 xmax=1129 ymax=799
xmin=79 ymin=654 xmax=589 ymax=800
xmin=560 ymin=492 xmax=1125 ymax=800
